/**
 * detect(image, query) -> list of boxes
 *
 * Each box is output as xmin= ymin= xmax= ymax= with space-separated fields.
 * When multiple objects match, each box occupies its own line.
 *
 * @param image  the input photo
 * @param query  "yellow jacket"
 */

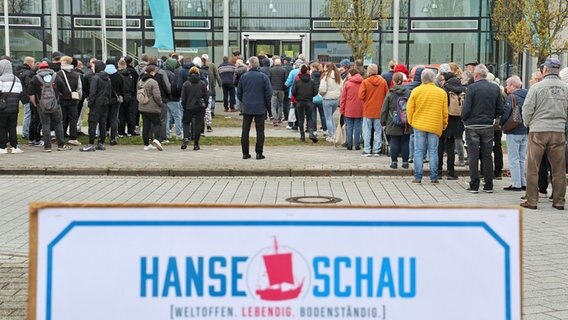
xmin=407 ymin=83 xmax=448 ymax=136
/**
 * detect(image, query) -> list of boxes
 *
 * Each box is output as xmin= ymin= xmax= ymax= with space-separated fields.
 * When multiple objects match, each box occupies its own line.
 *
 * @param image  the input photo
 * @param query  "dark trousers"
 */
xmin=119 ymin=100 xmax=135 ymax=135
xmin=60 ymin=100 xmax=79 ymax=140
xmin=241 ymin=113 xmax=265 ymax=156
xmin=0 ymin=111 xmax=18 ymax=148
xmin=88 ymin=108 xmax=108 ymax=145
xmin=107 ymin=101 xmax=120 ymax=141
xmin=296 ymin=101 xmax=315 ymax=136
xmin=390 ymin=134 xmax=410 ymax=163
xmin=222 ymin=84 xmax=236 ymax=110
xmin=141 ymin=112 xmax=161 ymax=146
xmin=538 ymin=153 xmax=551 ymax=193
xmin=438 ymin=136 xmax=456 ymax=176
xmin=311 ymin=102 xmax=327 ymax=131
xmin=493 ymin=130 xmax=503 ymax=176
xmin=283 ymin=95 xmax=291 ymax=121
xmin=183 ymin=108 xmax=205 ymax=145
xmin=39 ymin=108 xmax=65 ymax=149
xmin=29 ymin=106 xmax=41 ymax=142
xmin=466 ymin=127 xmax=494 ymax=190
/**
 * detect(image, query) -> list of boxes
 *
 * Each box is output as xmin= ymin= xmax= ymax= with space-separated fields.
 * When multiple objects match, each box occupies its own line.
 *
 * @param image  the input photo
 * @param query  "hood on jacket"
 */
xmin=367 ymin=75 xmax=385 ymax=87
xmin=413 ymin=67 xmax=424 ymax=82
xmin=61 ymin=64 xmax=74 ymax=72
xmin=93 ymin=61 xmax=106 ymax=73
xmin=36 ymin=69 xmax=56 ymax=82
xmin=189 ymin=72 xmax=201 ymax=84
xmin=444 ymin=72 xmax=456 ymax=81
xmin=299 ymin=73 xmax=311 ymax=82
xmin=165 ymin=58 xmax=177 ymax=71
xmin=0 ymin=59 xmax=13 ymax=77
xmin=348 ymin=74 xmax=364 ymax=84
xmin=391 ymin=84 xmax=408 ymax=96
xmin=104 ymin=64 xmax=117 ymax=75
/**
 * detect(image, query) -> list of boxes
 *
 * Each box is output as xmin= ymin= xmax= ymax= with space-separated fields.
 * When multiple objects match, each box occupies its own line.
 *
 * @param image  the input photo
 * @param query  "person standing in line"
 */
xmin=55 ymin=55 xmax=83 ymax=146
xmin=180 ymin=66 xmax=209 ymax=151
xmin=163 ymin=58 xmax=182 ymax=139
xmin=499 ymin=75 xmax=528 ymax=192
xmin=340 ymin=69 xmax=364 ymax=150
xmin=233 ymin=59 xmax=248 ymax=112
xmin=292 ymin=64 xmax=318 ymax=142
xmin=0 ymin=59 xmax=24 ymax=154
xmin=237 ymin=57 xmax=272 ymax=160
xmin=80 ymin=60 xmax=111 ymax=152
xmin=268 ymin=58 xmax=288 ymax=126
xmin=461 ymin=64 xmax=503 ymax=193
xmin=16 ymin=56 xmax=34 ymax=141
xmin=29 ymin=62 xmax=72 ymax=152
xmin=319 ymin=63 xmax=343 ymax=142
xmin=358 ymin=63 xmax=389 ymax=157
xmin=521 ymin=58 xmax=568 ymax=210
xmin=201 ymin=54 xmax=221 ymax=117
xmin=117 ymin=59 xmax=134 ymax=137
xmin=381 ymin=72 xmax=411 ymax=168
xmin=218 ymin=56 xmax=237 ymax=112
xmin=104 ymin=59 xmax=125 ymax=146
xmin=381 ymin=60 xmax=396 ymax=89
xmin=137 ymin=65 xmax=165 ymax=151
xmin=407 ymin=69 xmax=448 ymax=184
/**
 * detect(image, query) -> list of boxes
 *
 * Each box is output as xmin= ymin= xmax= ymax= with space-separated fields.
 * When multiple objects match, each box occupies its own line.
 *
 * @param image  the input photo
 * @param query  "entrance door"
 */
xmin=246 ymin=39 xmax=302 ymax=59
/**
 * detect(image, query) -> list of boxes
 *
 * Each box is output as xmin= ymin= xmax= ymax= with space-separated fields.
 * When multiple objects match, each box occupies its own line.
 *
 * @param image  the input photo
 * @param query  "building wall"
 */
xmin=0 ymin=0 xmax=505 ymax=74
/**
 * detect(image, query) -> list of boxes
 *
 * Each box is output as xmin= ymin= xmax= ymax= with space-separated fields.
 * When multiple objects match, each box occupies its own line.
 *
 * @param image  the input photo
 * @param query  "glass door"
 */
xmin=282 ymin=40 xmax=301 ymax=59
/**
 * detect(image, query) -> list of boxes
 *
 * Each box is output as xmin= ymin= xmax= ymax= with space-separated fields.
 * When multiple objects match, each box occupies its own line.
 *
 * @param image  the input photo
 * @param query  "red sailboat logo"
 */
xmin=255 ymin=237 xmax=304 ymax=301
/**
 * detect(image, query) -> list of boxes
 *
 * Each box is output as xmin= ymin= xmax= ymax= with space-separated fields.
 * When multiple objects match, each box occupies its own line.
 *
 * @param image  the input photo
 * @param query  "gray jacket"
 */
xmin=137 ymin=78 xmax=164 ymax=114
xmin=522 ymin=74 xmax=568 ymax=133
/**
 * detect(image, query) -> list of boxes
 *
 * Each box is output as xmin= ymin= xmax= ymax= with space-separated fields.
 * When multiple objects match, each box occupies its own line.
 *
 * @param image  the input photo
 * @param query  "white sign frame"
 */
xmin=29 ymin=203 xmax=523 ymax=320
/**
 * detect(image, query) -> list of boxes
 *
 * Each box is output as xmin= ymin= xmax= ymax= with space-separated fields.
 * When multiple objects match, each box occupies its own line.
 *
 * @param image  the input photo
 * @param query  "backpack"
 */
xmin=392 ymin=95 xmax=408 ymax=127
xmin=448 ymin=91 xmax=465 ymax=116
xmin=36 ymin=73 xmax=59 ymax=114
xmin=136 ymin=80 xmax=150 ymax=105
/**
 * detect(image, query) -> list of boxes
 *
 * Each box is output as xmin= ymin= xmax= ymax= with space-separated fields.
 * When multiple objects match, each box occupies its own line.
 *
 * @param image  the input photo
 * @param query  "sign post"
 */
xmin=29 ymin=204 xmax=522 ymax=320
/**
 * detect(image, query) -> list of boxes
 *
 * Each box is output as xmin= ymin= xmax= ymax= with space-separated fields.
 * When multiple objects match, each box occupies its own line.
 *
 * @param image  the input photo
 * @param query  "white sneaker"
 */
xmin=325 ymin=137 xmax=334 ymax=143
xmin=68 ymin=140 xmax=82 ymax=146
xmin=11 ymin=147 xmax=24 ymax=154
xmin=0 ymin=148 xmax=7 ymax=154
xmin=143 ymin=145 xmax=157 ymax=151
xmin=151 ymin=139 xmax=163 ymax=151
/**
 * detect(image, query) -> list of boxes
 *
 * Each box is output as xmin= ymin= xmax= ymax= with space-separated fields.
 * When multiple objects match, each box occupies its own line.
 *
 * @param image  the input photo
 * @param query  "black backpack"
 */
xmin=36 ymin=73 xmax=60 ymax=113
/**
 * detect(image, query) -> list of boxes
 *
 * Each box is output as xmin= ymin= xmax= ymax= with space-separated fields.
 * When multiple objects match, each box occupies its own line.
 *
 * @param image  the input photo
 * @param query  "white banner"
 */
xmin=30 ymin=206 xmax=521 ymax=320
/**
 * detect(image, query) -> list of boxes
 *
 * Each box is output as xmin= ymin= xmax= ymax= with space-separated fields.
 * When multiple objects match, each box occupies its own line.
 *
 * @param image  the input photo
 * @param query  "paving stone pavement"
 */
xmin=0 ymin=176 xmax=567 ymax=319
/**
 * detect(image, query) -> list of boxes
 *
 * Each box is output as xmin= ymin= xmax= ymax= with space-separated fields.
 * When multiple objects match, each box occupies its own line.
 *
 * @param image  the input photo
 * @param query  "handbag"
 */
xmin=502 ymin=94 xmax=522 ymax=131
xmin=313 ymin=94 xmax=323 ymax=104
xmin=288 ymin=106 xmax=296 ymax=122
xmin=62 ymin=70 xmax=80 ymax=100
xmin=334 ymin=122 xmax=346 ymax=147
xmin=0 ymin=77 xmax=16 ymax=111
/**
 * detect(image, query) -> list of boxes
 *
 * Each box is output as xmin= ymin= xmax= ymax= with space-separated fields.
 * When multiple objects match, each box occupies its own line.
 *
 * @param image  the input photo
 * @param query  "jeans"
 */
xmin=390 ymin=134 xmax=410 ymax=163
xmin=344 ymin=117 xmax=362 ymax=148
xmin=0 ymin=111 xmax=18 ymax=149
xmin=323 ymin=99 xmax=338 ymax=138
xmin=60 ymin=100 xmax=79 ymax=140
xmin=22 ymin=103 xmax=31 ymax=138
xmin=525 ymin=132 xmax=566 ymax=207
xmin=241 ymin=113 xmax=265 ymax=156
xmin=506 ymin=134 xmax=527 ymax=188
xmin=39 ymin=108 xmax=65 ymax=149
xmin=271 ymin=90 xmax=285 ymax=121
xmin=362 ymin=117 xmax=382 ymax=154
xmin=311 ymin=102 xmax=326 ymax=131
xmin=413 ymin=129 xmax=439 ymax=181
xmin=210 ymin=88 xmax=216 ymax=113
xmin=466 ymin=127 xmax=494 ymax=190
xmin=222 ymin=84 xmax=236 ymax=110
xmin=167 ymin=101 xmax=182 ymax=136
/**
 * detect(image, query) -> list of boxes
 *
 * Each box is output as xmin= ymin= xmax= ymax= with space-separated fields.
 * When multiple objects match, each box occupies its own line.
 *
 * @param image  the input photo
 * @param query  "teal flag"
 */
xmin=148 ymin=0 xmax=175 ymax=50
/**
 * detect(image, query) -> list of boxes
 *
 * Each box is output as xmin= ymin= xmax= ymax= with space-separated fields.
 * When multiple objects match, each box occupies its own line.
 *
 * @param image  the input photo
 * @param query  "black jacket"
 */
xmin=88 ymin=61 xmax=111 ymax=109
xmin=119 ymin=69 xmax=133 ymax=104
xmin=269 ymin=66 xmax=287 ymax=91
xmin=462 ymin=79 xmax=504 ymax=127
xmin=181 ymin=72 xmax=209 ymax=110
xmin=292 ymin=73 xmax=317 ymax=102
xmin=16 ymin=64 xmax=34 ymax=104
xmin=55 ymin=68 xmax=82 ymax=102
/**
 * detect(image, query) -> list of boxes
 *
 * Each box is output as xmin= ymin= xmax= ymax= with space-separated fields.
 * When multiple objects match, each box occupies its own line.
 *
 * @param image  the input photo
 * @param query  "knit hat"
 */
xmin=439 ymin=63 xmax=451 ymax=74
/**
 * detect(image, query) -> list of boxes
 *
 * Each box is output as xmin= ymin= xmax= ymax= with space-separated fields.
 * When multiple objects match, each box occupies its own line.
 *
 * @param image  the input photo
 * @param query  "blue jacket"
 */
xmin=500 ymin=88 xmax=528 ymax=135
xmin=237 ymin=68 xmax=272 ymax=115
xmin=285 ymin=67 xmax=300 ymax=98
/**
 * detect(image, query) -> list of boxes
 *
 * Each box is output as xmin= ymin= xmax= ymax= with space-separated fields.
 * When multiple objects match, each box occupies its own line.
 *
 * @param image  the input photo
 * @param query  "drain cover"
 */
xmin=285 ymin=196 xmax=342 ymax=204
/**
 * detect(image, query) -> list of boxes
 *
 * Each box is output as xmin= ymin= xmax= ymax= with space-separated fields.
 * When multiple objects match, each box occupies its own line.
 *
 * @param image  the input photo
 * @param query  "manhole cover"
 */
xmin=285 ymin=196 xmax=342 ymax=204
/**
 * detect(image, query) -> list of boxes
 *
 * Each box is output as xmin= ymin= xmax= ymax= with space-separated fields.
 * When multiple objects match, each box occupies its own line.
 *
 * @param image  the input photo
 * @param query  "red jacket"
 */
xmin=340 ymin=74 xmax=364 ymax=118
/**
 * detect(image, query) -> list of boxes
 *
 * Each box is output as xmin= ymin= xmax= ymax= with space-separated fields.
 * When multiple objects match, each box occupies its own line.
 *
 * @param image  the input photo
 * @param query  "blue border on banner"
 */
xmin=44 ymin=221 xmax=512 ymax=320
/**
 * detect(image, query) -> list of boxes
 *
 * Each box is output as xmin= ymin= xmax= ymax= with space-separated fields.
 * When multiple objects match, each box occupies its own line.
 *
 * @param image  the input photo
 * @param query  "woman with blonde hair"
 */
xmin=319 ymin=62 xmax=343 ymax=142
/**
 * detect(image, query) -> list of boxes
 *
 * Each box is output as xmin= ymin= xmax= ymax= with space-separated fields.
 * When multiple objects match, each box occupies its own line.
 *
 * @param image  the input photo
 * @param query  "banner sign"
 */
xmin=29 ymin=205 xmax=522 ymax=320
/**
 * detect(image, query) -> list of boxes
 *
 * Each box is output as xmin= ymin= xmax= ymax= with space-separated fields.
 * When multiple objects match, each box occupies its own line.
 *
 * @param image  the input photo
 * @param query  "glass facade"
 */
xmin=1 ymin=0 xmax=516 ymax=77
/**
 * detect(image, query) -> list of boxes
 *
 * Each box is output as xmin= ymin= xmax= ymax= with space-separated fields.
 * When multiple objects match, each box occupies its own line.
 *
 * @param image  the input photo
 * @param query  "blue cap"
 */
xmin=544 ymin=57 xmax=561 ymax=69
xmin=339 ymin=59 xmax=351 ymax=67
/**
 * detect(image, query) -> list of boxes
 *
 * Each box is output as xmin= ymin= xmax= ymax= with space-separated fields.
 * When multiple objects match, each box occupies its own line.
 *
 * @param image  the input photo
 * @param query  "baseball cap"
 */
xmin=339 ymin=59 xmax=351 ymax=67
xmin=38 ymin=61 xmax=49 ymax=69
xmin=544 ymin=57 xmax=561 ymax=69
xmin=465 ymin=60 xmax=479 ymax=67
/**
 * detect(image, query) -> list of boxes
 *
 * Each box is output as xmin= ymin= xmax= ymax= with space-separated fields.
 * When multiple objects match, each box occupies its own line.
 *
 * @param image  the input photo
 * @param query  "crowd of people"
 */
xmin=0 ymin=51 xmax=567 ymax=208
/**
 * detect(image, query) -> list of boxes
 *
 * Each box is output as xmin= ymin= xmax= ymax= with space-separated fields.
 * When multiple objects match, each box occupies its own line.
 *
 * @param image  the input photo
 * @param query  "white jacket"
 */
xmin=319 ymin=73 xmax=343 ymax=100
